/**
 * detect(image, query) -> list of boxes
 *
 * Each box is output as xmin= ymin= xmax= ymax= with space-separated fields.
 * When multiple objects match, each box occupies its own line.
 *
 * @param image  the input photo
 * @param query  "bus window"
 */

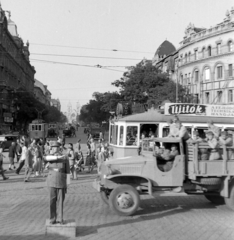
xmin=32 ymin=125 xmax=35 ymax=131
xmin=119 ymin=126 xmax=124 ymax=145
xmin=126 ymin=126 xmax=138 ymax=146
xmin=140 ymin=124 xmax=158 ymax=139
xmin=38 ymin=125 xmax=42 ymax=131
xmin=163 ymin=127 xmax=169 ymax=137
xmin=195 ymin=128 xmax=208 ymax=139
xmin=110 ymin=125 xmax=118 ymax=145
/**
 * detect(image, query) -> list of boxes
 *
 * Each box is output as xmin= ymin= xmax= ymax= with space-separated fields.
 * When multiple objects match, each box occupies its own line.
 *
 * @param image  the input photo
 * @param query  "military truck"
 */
xmin=93 ymin=137 xmax=234 ymax=216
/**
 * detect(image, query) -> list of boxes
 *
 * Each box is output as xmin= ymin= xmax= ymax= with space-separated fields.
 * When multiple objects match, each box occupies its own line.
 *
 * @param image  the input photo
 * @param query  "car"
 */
xmin=0 ymin=134 xmax=19 ymax=151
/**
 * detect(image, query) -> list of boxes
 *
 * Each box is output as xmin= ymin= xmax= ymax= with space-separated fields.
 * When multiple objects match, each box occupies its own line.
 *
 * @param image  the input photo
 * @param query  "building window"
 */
xmin=185 ymin=54 xmax=187 ymax=63
xmin=202 ymin=48 xmax=205 ymax=58
xmin=228 ymin=90 xmax=233 ymax=102
xmin=194 ymin=50 xmax=198 ymax=60
xmin=180 ymin=75 xmax=183 ymax=85
xmin=217 ymin=43 xmax=221 ymax=55
xmin=228 ymin=41 xmax=233 ymax=52
xmin=207 ymin=46 xmax=212 ymax=56
xmin=204 ymin=68 xmax=210 ymax=81
xmin=217 ymin=66 xmax=223 ymax=79
xmin=188 ymin=52 xmax=191 ymax=62
xmin=184 ymin=74 xmax=187 ymax=85
xmin=188 ymin=73 xmax=191 ymax=84
xmin=205 ymin=92 xmax=210 ymax=104
xmin=217 ymin=91 xmax=223 ymax=103
xmin=228 ymin=64 xmax=233 ymax=77
xmin=194 ymin=70 xmax=199 ymax=82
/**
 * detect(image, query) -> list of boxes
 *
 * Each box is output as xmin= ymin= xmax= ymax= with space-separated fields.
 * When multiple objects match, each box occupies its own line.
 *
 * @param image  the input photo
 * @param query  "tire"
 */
xmin=192 ymin=178 xmax=222 ymax=186
xmin=204 ymin=194 xmax=225 ymax=205
xmin=225 ymin=181 xmax=234 ymax=211
xmin=100 ymin=191 xmax=110 ymax=205
xmin=109 ymin=184 xmax=140 ymax=216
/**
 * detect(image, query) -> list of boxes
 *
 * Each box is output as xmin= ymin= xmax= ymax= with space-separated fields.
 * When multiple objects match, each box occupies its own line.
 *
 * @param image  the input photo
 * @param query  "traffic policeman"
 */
xmin=44 ymin=141 xmax=70 ymax=224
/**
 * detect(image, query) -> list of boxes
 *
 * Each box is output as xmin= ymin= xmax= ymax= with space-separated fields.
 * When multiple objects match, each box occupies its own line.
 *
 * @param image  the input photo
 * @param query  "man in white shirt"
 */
xmin=15 ymin=142 xmax=27 ymax=174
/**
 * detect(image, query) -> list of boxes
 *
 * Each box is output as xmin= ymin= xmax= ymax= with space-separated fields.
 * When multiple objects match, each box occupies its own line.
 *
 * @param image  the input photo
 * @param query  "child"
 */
xmin=0 ymin=148 xmax=9 ymax=180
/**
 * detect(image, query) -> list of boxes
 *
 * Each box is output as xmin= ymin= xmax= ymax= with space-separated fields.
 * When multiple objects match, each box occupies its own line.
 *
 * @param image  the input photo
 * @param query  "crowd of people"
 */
xmin=152 ymin=117 xmax=234 ymax=169
xmin=0 ymin=129 xmax=112 ymax=181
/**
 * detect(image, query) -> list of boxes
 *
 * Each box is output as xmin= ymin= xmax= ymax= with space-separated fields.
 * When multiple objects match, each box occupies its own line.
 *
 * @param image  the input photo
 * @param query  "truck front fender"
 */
xmin=101 ymin=174 xmax=152 ymax=195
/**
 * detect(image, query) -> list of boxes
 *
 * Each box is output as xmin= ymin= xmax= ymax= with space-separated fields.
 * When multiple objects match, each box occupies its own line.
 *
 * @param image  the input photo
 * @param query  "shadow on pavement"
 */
xmin=0 ymin=234 xmax=72 ymax=240
xmin=76 ymin=196 xmax=223 ymax=237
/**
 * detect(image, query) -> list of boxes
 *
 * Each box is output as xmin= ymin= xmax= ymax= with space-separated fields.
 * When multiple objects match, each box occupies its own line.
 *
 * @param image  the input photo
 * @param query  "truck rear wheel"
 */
xmin=204 ymin=194 xmax=224 ymax=205
xmin=225 ymin=181 xmax=234 ymax=211
xmin=109 ymin=184 xmax=140 ymax=216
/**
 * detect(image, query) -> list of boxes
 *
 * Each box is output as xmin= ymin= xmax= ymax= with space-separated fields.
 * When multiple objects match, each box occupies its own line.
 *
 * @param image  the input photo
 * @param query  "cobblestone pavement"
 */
xmin=1 ymin=167 xmax=234 ymax=240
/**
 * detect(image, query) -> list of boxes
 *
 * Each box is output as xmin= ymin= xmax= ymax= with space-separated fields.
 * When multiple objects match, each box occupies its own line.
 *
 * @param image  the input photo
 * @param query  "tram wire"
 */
xmin=30 ymin=43 xmax=153 ymax=55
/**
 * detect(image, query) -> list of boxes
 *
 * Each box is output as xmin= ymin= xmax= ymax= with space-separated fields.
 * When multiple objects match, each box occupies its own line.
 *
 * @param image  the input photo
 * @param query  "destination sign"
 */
xmin=164 ymin=103 xmax=234 ymax=118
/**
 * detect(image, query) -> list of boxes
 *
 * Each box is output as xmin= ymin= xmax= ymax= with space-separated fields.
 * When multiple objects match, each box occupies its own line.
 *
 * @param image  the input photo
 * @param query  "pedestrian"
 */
xmin=8 ymin=142 xmax=16 ymax=170
xmin=24 ymin=146 xmax=34 ymax=182
xmin=44 ymin=141 xmax=70 ymax=224
xmin=15 ymin=142 xmax=27 ymax=175
xmin=97 ymin=147 xmax=105 ymax=174
xmin=0 ymin=148 xmax=9 ymax=180
xmin=67 ymin=143 xmax=77 ymax=180
xmin=62 ymin=134 xmax=66 ymax=149
xmin=85 ymin=143 xmax=93 ymax=173
xmin=90 ymin=138 xmax=96 ymax=161
xmin=44 ymin=141 xmax=51 ymax=156
xmin=15 ymin=139 xmax=22 ymax=163
xmin=33 ymin=140 xmax=43 ymax=176
xmin=76 ymin=139 xmax=81 ymax=152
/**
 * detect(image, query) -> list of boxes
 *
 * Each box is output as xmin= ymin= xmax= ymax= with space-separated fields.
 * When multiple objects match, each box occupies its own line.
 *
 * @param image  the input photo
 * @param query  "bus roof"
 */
xmin=117 ymin=109 xmax=234 ymax=124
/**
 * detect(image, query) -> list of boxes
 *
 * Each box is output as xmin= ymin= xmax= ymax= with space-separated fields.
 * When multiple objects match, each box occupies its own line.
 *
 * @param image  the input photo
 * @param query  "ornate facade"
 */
xmin=154 ymin=7 xmax=234 ymax=105
xmin=0 ymin=4 xmax=35 ymax=132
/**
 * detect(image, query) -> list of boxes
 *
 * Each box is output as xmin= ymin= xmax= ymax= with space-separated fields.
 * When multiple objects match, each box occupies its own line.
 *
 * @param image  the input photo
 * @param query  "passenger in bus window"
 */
xmin=219 ymin=131 xmax=233 ymax=160
xmin=188 ymin=131 xmax=203 ymax=144
xmin=175 ymin=121 xmax=191 ymax=141
xmin=206 ymin=131 xmax=220 ymax=160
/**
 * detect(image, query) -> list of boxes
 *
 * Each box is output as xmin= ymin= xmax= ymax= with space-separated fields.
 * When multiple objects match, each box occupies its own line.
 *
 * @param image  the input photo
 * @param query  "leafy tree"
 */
xmin=112 ymin=60 xmax=188 ymax=107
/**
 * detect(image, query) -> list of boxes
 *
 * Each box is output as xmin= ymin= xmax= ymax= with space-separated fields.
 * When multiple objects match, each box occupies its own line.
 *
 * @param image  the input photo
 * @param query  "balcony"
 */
xmin=178 ymin=45 xmax=233 ymax=67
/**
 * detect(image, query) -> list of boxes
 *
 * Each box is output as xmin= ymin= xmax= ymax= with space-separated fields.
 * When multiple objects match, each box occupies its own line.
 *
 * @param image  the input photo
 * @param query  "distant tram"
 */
xmin=29 ymin=119 xmax=48 ymax=140
xmin=109 ymin=103 xmax=234 ymax=159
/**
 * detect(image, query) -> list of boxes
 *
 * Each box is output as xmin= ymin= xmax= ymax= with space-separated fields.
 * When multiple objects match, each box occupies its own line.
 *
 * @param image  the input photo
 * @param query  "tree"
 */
xmin=79 ymin=91 xmax=123 ymax=125
xmin=112 ymin=60 xmax=188 ymax=107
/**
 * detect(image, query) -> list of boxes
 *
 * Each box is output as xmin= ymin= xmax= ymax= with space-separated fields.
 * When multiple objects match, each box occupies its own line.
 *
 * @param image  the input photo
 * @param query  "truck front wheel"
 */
xmin=109 ymin=184 xmax=140 ymax=216
xmin=225 ymin=181 xmax=234 ymax=211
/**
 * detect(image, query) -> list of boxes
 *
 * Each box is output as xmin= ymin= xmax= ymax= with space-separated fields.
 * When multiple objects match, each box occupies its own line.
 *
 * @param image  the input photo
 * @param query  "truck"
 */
xmin=93 ymin=137 xmax=234 ymax=216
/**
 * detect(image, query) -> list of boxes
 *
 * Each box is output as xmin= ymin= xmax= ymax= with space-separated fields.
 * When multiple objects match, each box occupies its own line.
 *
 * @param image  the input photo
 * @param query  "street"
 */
xmin=0 ymin=128 xmax=233 ymax=240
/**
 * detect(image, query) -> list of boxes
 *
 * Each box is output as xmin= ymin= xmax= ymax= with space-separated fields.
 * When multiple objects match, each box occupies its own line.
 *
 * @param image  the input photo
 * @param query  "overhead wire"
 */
xmin=30 ymin=53 xmax=142 ymax=61
xmin=30 ymin=58 xmax=125 ymax=72
xmin=30 ymin=43 xmax=154 ymax=54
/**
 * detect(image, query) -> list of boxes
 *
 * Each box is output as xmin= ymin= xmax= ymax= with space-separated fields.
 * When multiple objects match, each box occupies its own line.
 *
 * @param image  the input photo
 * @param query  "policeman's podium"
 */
xmin=45 ymin=219 xmax=76 ymax=237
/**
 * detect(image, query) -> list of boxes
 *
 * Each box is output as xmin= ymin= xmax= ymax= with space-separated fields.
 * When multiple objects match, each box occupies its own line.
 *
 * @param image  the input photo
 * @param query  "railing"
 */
xmin=178 ymin=46 xmax=233 ymax=67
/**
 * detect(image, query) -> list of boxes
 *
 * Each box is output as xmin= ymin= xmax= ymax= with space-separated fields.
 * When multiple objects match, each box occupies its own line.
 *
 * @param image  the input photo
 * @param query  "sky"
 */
xmin=1 ymin=0 xmax=233 ymax=113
